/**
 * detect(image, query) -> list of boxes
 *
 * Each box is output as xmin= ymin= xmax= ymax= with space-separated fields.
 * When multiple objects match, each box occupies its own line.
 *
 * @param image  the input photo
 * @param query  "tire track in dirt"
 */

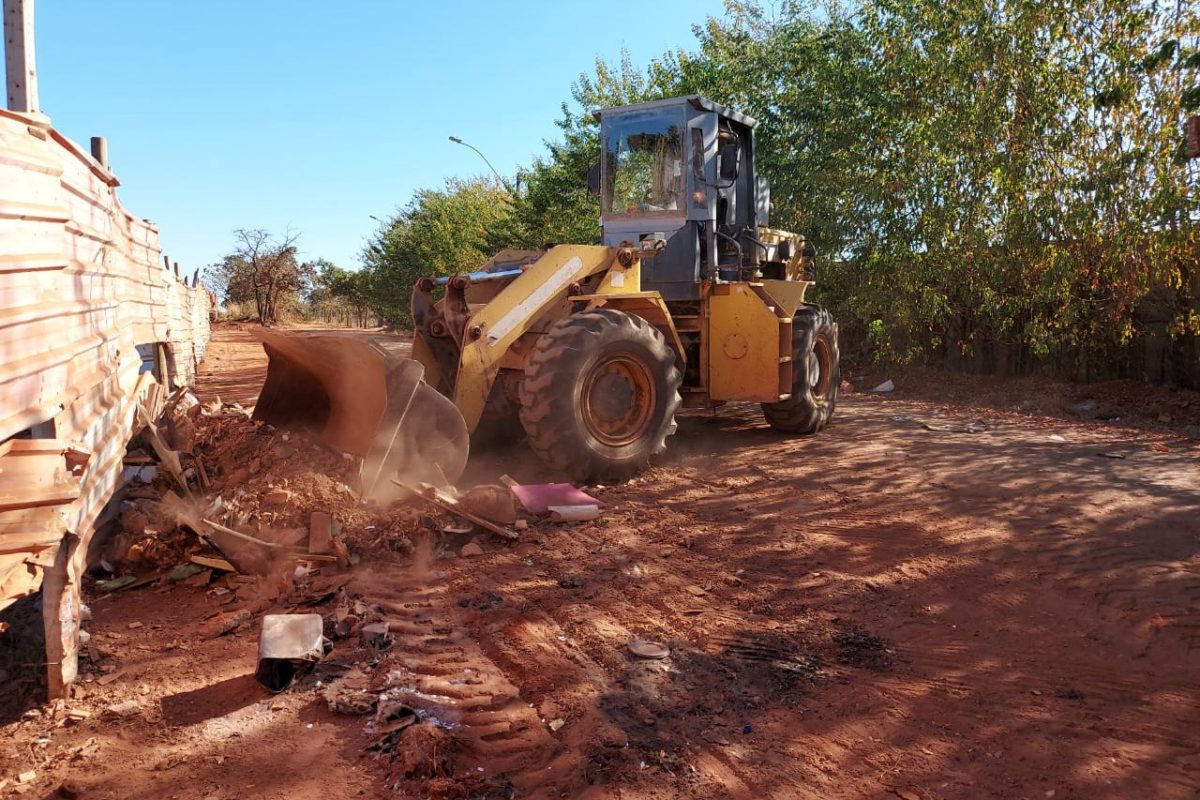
xmin=425 ymin=511 xmax=868 ymax=798
xmin=352 ymin=570 xmax=566 ymax=791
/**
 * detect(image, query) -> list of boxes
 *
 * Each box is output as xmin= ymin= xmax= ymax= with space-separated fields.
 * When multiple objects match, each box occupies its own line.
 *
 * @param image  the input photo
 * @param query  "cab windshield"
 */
xmin=602 ymin=108 xmax=685 ymax=218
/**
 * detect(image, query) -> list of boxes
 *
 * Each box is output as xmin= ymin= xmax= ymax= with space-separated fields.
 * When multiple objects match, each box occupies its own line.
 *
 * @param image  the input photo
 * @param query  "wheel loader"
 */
xmin=253 ymin=95 xmax=839 ymax=494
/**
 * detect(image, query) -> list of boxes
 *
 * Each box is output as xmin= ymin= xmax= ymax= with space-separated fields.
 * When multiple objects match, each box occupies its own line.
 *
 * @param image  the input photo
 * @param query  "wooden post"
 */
xmin=3 ymin=0 xmax=39 ymax=113
xmin=173 ymin=261 xmax=180 ymax=279
xmin=163 ymin=254 xmax=171 ymax=271
xmin=42 ymin=532 xmax=81 ymax=699
xmin=89 ymin=136 xmax=108 ymax=168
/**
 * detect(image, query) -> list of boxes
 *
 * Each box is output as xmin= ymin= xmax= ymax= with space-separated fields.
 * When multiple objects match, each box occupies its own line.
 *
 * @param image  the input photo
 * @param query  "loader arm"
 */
xmin=447 ymin=244 xmax=623 ymax=432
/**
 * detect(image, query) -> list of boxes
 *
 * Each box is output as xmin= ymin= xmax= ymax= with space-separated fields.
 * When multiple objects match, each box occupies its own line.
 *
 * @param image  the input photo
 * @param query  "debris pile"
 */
xmin=100 ymin=386 xmax=611 ymax=597
xmin=78 ymin=386 xmax=614 ymax=795
xmin=103 ymin=393 xmax=409 ymax=585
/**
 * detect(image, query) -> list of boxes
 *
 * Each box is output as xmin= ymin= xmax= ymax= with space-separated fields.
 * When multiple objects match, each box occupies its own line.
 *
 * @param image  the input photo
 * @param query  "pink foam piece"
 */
xmin=510 ymin=483 xmax=604 ymax=515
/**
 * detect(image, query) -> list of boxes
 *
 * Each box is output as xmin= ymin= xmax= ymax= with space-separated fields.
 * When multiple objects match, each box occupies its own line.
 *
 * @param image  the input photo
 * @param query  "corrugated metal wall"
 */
xmin=0 ymin=108 xmax=211 ymax=693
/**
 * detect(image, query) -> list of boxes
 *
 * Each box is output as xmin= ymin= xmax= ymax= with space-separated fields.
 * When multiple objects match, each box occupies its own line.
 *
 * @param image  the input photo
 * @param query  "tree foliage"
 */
xmin=306 ymin=259 xmax=377 ymax=327
xmin=357 ymin=0 xmax=1200 ymax=383
xmin=361 ymin=178 xmax=517 ymax=326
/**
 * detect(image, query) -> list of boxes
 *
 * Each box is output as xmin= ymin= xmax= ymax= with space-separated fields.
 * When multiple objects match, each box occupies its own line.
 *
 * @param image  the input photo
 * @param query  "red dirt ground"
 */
xmin=2 ymin=322 xmax=1198 ymax=799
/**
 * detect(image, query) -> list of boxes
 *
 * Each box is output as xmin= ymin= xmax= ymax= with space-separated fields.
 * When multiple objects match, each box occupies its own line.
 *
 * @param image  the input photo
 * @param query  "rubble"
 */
xmin=399 ymin=481 xmax=520 ymax=540
xmin=48 ymin=386 xmax=623 ymax=793
xmin=102 ymin=700 xmax=142 ymax=718
xmin=97 ymin=391 xmax=620 ymax=608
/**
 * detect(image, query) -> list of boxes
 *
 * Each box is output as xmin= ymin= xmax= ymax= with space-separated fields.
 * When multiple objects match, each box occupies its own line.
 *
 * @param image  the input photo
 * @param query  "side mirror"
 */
xmin=718 ymin=142 xmax=740 ymax=182
xmin=586 ymin=162 xmax=601 ymax=196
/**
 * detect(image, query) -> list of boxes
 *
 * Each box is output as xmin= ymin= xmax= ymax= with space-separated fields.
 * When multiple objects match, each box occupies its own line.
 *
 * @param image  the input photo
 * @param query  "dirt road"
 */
xmin=3 ymin=324 xmax=1197 ymax=800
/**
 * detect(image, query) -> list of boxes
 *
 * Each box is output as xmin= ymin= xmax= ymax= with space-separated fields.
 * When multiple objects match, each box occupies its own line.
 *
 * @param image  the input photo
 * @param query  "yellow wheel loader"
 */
xmin=254 ymin=95 xmax=839 ymax=492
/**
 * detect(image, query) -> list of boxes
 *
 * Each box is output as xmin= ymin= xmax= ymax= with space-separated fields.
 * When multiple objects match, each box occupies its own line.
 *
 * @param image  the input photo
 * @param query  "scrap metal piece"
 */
xmin=255 ymin=613 xmax=326 ymax=692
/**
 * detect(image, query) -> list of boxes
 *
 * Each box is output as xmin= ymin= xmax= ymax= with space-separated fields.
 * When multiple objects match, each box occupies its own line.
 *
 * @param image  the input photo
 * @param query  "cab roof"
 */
xmin=592 ymin=95 xmax=758 ymax=128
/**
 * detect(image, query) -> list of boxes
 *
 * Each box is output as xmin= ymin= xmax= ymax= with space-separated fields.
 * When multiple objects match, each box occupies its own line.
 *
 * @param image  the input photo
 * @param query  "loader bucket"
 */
xmin=251 ymin=329 xmax=469 ymax=501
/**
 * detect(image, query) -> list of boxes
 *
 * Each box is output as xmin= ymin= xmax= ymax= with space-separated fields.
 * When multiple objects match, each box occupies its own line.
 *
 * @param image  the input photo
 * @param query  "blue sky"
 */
xmin=34 ymin=1 xmax=727 ymax=273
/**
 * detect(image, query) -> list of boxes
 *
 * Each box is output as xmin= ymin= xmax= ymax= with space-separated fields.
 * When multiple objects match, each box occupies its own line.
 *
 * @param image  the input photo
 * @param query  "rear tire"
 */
xmin=519 ymin=308 xmax=682 ymax=481
xmin=762 ymin=306 xmax=839 ymax=434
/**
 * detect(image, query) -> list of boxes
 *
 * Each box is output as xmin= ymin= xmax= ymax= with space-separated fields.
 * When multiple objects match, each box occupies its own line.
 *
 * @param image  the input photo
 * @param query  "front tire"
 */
xmin=762 ymin=306 xmax=840 ymax=434
xmin=519 ymin=309 xmax=682 ymax=481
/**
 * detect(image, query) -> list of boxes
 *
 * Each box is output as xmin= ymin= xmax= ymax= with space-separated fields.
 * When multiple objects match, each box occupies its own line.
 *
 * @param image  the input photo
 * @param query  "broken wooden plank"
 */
xmin=200 ymin=519 xmax=337 ymax=567
xmin=96 ymin=667 xmax=128 ymax=686
xmin=308 ymin=511 xmax=333 ymax=555
xmin=201 ymin=518 xmax=283 ymax=550
xmin=0 ymin=507 xmax=68 ymax=554
xmin=190 ymin=554 xmax=236 ymax=572
xmin=0 ymin=484 xmax=81 ymax=513
xmin=135 ymin=402 xmax=188 ymax=493
xmin=291 ymin=552 xmax=339 ymax=563
xmin=193 ymin=456 xmax=210 ymax=490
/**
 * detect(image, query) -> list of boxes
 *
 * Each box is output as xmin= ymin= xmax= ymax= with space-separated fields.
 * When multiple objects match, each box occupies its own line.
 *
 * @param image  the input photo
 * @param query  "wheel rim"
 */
xmin=581 ymin=353 xmax=656 ymax=447
xmin=809 ymin=336 xmax=833 ymax=402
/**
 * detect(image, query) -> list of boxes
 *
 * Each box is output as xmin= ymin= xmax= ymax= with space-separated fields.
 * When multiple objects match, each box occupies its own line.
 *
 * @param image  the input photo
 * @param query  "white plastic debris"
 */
xmin=549 ymin=504 xmax=601 ymax=522
xmin=871 ymin=379 xmax=895 ymax=393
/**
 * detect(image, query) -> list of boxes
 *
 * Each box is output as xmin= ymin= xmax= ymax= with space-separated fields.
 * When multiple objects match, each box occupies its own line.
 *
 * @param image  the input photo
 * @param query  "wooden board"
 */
xmin=0 ymin=106 xmax=213 ymax=696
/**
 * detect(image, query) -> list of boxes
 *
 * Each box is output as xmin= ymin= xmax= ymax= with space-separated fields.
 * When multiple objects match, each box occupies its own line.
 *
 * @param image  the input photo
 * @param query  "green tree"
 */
xmin=358 ymin=0 xmax=1200 ymax=382
xmin=362 ymin=178 xmax=517 ymax=326
xmin=308 ymin=259 xmax=376 ymax=327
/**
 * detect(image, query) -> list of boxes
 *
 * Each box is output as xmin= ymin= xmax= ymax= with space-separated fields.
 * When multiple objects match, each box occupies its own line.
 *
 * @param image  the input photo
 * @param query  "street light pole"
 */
xmin=448 ymin=135 xmax=505 ymax=186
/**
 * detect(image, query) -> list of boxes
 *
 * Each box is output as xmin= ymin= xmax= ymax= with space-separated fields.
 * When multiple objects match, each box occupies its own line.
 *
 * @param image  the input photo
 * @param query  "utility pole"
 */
xmin=4 ymin=0 xmax=39 ymax=114
xmin=449 ymin=135 xmax=505 ymax=186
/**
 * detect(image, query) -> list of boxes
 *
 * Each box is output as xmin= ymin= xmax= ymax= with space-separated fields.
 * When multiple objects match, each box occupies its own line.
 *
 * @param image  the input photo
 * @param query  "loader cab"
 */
xmin=595 ymin=95 xmax=764 ymax=301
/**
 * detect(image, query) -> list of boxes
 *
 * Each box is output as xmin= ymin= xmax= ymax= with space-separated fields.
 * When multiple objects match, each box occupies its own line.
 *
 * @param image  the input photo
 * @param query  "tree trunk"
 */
xmin=251 ymin=268 xmax=265 ymax=322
